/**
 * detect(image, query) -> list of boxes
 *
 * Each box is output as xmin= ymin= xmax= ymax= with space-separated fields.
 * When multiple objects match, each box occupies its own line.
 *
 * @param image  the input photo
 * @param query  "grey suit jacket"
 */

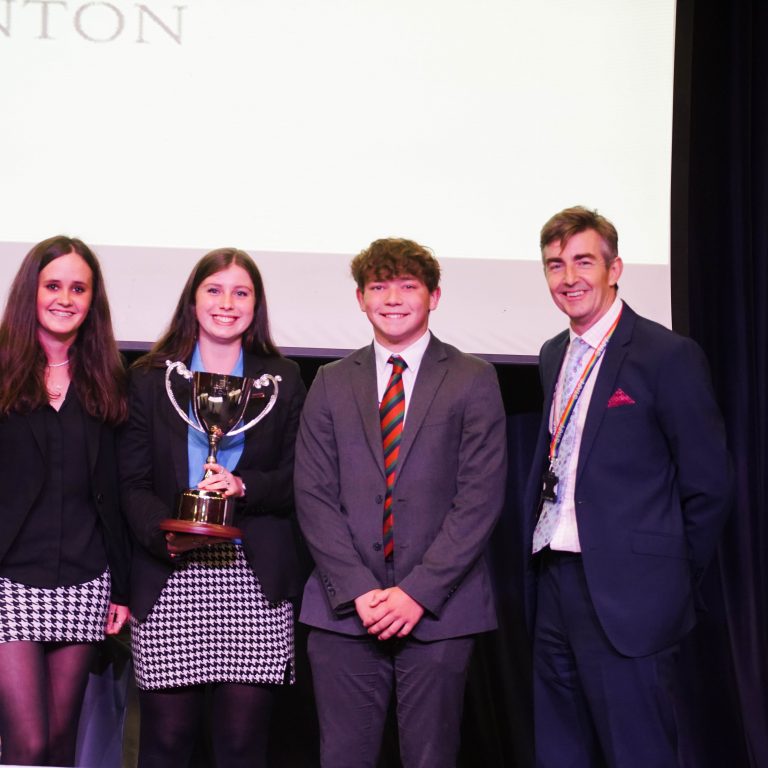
xmin=295 ymin=334 xmax=507 ymax=641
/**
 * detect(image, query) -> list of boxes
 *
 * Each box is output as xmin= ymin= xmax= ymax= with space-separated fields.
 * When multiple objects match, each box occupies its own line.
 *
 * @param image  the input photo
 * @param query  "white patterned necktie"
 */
xmin=532 ymin=337 xmax=592 ymax=553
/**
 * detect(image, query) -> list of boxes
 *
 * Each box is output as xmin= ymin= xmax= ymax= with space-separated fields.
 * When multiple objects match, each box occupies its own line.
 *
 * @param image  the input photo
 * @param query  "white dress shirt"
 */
xmin=549 ymin=296 xmax=623 ymax=552
xmin=373 ymin=330 xmax=431 ymax=425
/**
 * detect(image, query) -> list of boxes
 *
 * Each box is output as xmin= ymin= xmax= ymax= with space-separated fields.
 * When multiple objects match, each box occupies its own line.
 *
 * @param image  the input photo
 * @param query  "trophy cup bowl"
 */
xmin=160 ymin=361 xmax=281 ymax=539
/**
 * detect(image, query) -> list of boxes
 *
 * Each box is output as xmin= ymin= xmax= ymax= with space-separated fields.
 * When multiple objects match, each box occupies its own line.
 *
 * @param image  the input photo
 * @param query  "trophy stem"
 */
xmin=202 ymin=430 xmax=224 ymax=478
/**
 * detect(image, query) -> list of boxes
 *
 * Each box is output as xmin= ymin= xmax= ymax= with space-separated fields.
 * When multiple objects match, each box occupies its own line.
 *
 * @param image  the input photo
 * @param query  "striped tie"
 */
xmin=380 ymin=355 xmax=407 ymax=561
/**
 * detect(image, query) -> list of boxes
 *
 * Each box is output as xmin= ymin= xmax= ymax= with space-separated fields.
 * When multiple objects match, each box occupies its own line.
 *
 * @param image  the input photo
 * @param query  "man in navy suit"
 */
xmin=295 ymin=238 xmax=507 ymax=767
xmin=525 ymin=207 xmax=731 ymax=767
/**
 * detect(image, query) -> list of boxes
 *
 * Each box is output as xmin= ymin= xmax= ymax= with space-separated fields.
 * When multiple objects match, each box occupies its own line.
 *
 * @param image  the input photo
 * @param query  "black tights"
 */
xmin=0 ymin=640 xmax=95 ymax=766
xmin=138 ymin=682 xmax=276 ymax=768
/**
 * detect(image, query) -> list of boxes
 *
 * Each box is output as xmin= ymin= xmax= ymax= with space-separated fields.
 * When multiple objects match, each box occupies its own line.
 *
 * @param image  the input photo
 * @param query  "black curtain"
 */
xmin=671 ymin=1 xmax=768 ymax=767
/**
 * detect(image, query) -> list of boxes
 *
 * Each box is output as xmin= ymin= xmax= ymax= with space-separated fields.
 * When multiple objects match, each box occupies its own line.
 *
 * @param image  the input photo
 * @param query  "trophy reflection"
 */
xmin=161 ymin=360 xmax=281 ymax=539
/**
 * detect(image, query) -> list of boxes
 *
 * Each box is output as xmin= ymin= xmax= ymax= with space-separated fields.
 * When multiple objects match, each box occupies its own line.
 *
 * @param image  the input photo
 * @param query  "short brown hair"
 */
xmin=540 ymin=206 xmax=619 ymax=266
xmin=350 ymin=238 xmax=441 ymax=293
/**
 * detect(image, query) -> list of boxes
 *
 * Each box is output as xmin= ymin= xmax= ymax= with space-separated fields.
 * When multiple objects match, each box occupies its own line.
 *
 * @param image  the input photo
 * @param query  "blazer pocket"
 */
xmin=631 ymin=530 xmax=689 ymax=560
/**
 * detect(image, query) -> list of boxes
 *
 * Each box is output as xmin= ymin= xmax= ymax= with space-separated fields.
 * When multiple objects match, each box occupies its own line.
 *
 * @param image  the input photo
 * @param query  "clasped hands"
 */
xmin=354 ymin=587 xmax=425 ymax=641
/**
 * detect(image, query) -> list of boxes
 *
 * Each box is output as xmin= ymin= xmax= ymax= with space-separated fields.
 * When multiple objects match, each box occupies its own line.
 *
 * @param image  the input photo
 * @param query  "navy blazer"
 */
xmin=0 ymin=407 xmax=130 ymax=603
xmin=295 ymin=335 xmax=508 ymax=642
xmin=119 ymin=353 xmax=306 ymax=622
xmin=524 ymin=304 xmax=732 ymax=657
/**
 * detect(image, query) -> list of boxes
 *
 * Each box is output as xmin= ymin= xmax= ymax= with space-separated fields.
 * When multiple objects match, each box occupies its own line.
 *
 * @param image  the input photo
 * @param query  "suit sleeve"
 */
xmin=118 ymin=369 xmax=174 ymax=562
xmin=398 ymin=362 xmax=508 ymax=616
xmin=655 ymin=338 xmax=732 ymax=579
xmin=294 ymin=366 xmax=381 ymax=613
xmin=235 ymin=363 xmax=306 ymax=517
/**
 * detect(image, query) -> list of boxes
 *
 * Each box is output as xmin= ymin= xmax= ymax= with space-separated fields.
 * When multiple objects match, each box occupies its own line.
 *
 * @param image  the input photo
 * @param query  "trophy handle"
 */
xmin=227 ymin=374 xmax=282 ymax=436
xmin=165 ymin=360 xmax=205 ymax=434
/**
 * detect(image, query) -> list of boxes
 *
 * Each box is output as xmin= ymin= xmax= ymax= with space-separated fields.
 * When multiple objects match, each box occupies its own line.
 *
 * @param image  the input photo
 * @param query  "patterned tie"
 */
xmin=532 ymin=337 xmax=592 ymax=553
xmin=380 ymin=355 xmax=407 ymax=561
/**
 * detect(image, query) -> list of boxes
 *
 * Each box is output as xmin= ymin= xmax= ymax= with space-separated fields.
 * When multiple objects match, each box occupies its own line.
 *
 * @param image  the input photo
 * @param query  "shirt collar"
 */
xmin=570 ymin=295 xmax=623 ymax=349
xmin=373 ymin=329 xmax=431 ymax=375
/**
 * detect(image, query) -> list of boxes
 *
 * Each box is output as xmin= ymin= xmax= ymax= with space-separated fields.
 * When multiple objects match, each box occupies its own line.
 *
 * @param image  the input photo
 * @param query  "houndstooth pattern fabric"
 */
xmin=131 ymin=542 xmax=294 ymax=690
xmin=0 ymin=569 xmax=111 ymax=643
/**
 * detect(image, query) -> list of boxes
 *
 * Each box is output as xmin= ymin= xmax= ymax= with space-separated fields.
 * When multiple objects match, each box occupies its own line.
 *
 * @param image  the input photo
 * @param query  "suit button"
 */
xmin=373 ymin=543 xmax=382 ymax=551
xmin=375 ymin=495 xmax=383 ymax=504
xmin=96 ymin=493 xmax=104 ymax=504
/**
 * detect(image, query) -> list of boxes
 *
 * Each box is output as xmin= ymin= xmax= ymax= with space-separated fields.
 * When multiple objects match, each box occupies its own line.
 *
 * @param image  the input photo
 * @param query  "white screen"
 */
xmin=0 ymin=0 xmax=675 ymax=358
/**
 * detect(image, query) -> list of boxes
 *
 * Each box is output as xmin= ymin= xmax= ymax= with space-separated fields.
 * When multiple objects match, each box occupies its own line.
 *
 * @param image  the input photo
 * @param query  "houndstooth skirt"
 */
xmin=0 ymin=569 xmax=111 ymax=643
xmin=130 ymin=542 xmax=294 ymax=690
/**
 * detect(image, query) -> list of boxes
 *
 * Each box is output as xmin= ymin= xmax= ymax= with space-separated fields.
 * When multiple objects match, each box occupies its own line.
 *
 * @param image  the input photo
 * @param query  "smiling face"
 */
xmin=36 ymin=251 xmax=94 ymax=347
xmin=543 ymin=229 xmax=623 ymax=334
xmin=357 ymin=275 xmax=440 ymax=352
xmin=194 ymin=263 xmax=256 ymax=348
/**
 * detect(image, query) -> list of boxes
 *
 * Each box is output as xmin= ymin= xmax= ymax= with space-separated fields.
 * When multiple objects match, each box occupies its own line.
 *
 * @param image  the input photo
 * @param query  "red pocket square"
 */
xmin=607 ymin=388 xmax=636 ymax=408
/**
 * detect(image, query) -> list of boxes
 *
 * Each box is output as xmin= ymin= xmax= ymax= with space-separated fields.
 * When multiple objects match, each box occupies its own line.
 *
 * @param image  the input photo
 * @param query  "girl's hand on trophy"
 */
xmin=166 ymin=531 xmax=210 ymax=555
xmin=200 ymin=463 xmax=245 ymax=498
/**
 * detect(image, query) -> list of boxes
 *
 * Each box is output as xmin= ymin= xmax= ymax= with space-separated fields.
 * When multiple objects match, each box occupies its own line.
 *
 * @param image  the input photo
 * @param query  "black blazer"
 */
xmin=0 ymin=407 xmax=130 ymax=604
xmin=119 ymin=353 xmax=307 ymax=622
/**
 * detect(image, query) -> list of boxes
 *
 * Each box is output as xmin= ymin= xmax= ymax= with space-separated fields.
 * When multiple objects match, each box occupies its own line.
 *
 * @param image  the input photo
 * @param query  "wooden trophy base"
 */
xmin=159 ymin=518 xmax=242 ymax=539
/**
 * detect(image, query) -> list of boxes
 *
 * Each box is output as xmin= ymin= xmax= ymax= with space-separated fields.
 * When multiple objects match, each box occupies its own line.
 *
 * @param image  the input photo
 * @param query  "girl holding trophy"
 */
xmin=120 ymin=249 xmax=306 ymax=768
xmin=0 ymin=237 xmax=130 ymax=766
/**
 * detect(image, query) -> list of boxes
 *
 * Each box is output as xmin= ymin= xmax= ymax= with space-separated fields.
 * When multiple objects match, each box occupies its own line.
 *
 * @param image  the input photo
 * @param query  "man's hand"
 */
xmin=363 ymin=587 xmax=425 ymax=640
xmin=354 ymin=589 xmax=387 ymax=626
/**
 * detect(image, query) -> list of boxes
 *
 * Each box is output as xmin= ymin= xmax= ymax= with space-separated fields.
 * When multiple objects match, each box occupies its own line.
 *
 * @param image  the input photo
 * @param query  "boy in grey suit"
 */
xmin=295 ymin=238 xmax=507 ymax=767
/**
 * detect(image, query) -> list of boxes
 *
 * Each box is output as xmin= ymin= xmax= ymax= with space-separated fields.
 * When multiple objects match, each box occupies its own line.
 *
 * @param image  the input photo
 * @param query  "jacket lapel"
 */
xmin=541 ymin=332 xmax=569 ymax=428
xmin=351 ymin=345 xmax=387 ymax=479
xmin=242 ymin=353 xmax=269 ymax=421
xmin=395 ymin=336 xmax=448 ymax=474
xmin=524 ymin=333 xmax=568 ymax=511
xmin=27 ymin=409 xmax=48 ymax=461
xmin=576 ymin=305 xmax=635 ymax=481
xmin=168 ymin=364 xmax=194 ymax=490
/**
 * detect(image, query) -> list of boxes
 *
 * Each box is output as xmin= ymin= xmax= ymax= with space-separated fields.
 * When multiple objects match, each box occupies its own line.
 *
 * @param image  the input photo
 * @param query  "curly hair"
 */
xmin=350 ymin=238 xmax=441 ymax=292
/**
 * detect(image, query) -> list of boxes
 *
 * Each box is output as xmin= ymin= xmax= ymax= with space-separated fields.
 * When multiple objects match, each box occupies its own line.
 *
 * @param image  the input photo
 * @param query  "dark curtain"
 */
xmin=671 ymin=1 xmax=768 ymax=767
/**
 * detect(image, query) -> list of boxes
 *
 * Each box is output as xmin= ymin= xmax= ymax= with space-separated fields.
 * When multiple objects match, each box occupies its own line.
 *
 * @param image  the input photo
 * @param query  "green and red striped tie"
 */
xmin=380 ymin=355 xmax=407 ymax=561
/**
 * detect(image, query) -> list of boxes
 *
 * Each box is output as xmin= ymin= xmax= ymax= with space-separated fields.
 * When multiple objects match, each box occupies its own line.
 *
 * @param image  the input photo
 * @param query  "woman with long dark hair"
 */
xmin=119 ymin=248 xmax=306 ymax=767
xmin=0 ymin=236 xmax=130 ymax=766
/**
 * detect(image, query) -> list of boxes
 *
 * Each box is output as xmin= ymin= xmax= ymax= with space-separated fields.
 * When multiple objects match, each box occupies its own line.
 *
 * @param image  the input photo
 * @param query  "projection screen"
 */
xmin=0 ymin=0 xmax=675 ymax=360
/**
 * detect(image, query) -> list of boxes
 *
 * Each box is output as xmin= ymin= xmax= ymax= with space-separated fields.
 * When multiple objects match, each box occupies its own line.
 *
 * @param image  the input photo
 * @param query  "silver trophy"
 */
xmin=161 ymin=360 xmax=281 ymax=539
